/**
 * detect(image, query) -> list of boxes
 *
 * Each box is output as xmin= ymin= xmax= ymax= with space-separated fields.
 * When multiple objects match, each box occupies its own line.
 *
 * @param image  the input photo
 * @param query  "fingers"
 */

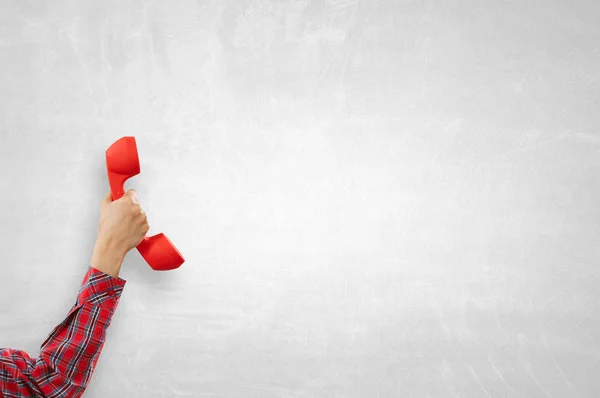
xmin=142 ymin=219 xmax=150 ymax=235
xmin=137 ymin=209 xmax=150 ymax=235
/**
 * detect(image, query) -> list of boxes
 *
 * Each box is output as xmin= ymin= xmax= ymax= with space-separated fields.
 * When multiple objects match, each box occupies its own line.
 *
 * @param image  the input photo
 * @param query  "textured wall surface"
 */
xmin=1 ymin=1 xmax=600 ymax=397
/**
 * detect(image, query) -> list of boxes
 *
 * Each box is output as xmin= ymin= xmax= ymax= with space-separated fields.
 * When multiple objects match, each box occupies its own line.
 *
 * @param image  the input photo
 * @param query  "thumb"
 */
xmin=102 ymin=191 xmax=113 ymax=207
xmin=124 ymin=189 xmax=139 ymax=203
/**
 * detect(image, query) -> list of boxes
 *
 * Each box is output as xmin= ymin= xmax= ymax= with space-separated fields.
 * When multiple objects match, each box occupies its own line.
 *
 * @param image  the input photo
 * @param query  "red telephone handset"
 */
xmin=105 ymin=136 xmax=185 ymax=271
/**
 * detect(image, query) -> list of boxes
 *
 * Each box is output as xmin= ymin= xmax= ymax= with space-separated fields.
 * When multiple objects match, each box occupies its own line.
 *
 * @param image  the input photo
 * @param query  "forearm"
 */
xmin=90 ymin=237 xmax=126 ymax=278
xmin=0 ymin=267 xmax=126 ymax=397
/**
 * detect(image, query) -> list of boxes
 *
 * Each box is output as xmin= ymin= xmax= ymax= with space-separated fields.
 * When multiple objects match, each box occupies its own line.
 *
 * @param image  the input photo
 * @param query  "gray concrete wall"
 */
xmin=1 ymin=0 xmax=600 ymax=396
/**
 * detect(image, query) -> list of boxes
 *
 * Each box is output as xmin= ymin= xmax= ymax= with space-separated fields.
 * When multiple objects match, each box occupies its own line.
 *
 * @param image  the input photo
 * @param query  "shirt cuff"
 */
xmin=75 ymin=266 xmax=127 ymax=312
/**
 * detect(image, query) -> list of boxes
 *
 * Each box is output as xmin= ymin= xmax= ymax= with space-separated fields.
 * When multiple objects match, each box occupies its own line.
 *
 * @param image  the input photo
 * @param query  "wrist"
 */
xmin=91 ymin=236 xmax=126 ymax=278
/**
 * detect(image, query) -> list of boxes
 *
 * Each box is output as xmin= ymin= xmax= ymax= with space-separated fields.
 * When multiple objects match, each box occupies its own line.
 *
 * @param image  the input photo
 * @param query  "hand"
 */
xmin=90 ymin=189 xmax=149 ymax=277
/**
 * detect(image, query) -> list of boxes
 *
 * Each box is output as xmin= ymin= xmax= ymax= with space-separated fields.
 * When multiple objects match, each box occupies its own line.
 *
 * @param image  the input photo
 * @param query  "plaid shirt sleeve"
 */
xmin=0 ymin=267 xmax=126 ymax=398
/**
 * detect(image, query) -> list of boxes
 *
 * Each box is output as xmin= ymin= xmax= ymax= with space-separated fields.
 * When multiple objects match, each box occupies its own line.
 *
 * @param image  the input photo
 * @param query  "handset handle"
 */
xmin=105 ymin=136 xmax=184 ymax=271
xmin=108 ymin=171 xmax=128 ymax=202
